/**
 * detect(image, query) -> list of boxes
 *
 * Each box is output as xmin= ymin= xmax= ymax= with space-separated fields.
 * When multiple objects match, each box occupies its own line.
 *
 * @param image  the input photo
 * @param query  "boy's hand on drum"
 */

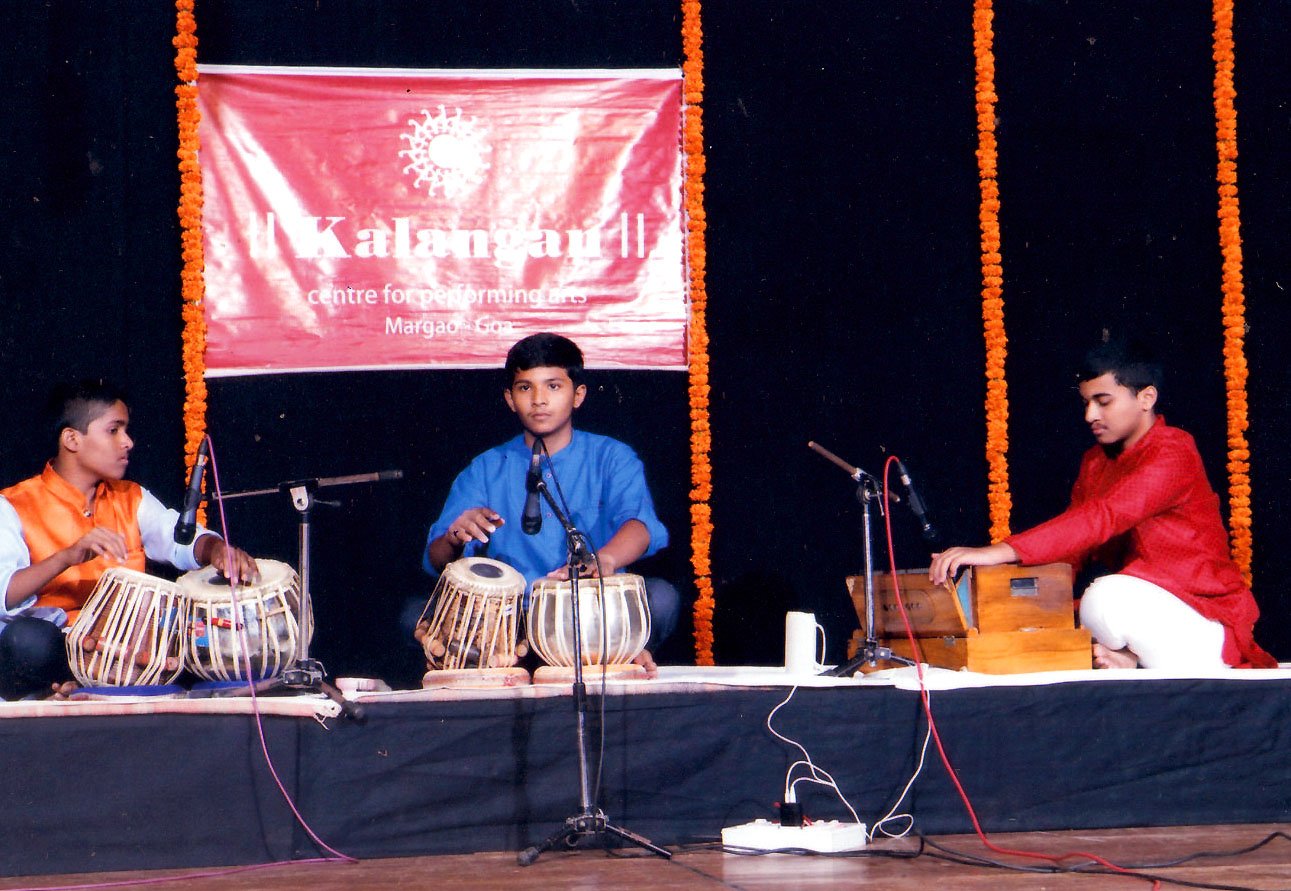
xmin=546 ymin=551 xmax=616 ymax=580
xmin=447 ymin=507 xmax=503 ymax=545
xmin=63 ymin=528 xmax=129 ymax=566
xmin=199 ymin=537 xmax=260 ymax=586
xmin=591 ymin=552 xmax=620 ymax=576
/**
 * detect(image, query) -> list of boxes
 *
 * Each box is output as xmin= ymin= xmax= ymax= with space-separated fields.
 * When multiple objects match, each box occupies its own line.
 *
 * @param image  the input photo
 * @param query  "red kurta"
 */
xmin=1007 ymin=417 xmax=1274 ymax=668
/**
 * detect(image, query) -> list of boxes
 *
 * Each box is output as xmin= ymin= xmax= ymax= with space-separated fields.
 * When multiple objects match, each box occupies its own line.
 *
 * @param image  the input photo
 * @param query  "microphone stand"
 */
xmin=807 ymin=443 xmax=916 ymax=677
xmin=517 ymin=471 xmax=670 ymax=865
xmin=206 ymin=469 xmax=403 ymax=720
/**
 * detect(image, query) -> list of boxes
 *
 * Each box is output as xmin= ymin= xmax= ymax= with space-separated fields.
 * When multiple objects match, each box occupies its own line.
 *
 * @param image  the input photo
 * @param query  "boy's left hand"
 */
xmin=546 ymin=551 xmax=619 ymax=580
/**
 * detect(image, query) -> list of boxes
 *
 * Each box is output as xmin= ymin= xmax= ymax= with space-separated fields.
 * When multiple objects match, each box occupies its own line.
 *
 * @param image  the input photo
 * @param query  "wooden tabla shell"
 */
xmin=421 ymin=667 xmax=531 ymax=689
xmin=418 ymin=557 xmax=526 ymax=671
xmin=177 ymin=558 xmax=306 ymax=682
xmin=526 ymin=574 xmax=651 ymax=667
xmin=65 ymin=567 xmax=185 ymax=687
xmin=532 ymin=664 xmax=647 ymax=684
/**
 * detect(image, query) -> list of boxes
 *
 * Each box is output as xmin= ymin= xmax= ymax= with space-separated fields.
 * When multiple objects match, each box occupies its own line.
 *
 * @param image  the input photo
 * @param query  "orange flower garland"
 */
xmin=1212 ymin=0 xmax=1253 ymax=583
xmin=682 ymin=0 xmax=715 ymax=665
xmin=174 ymin=0 xmax=208 ymax=523
xmin=973 ymin=0 xmax=1011 ymax=541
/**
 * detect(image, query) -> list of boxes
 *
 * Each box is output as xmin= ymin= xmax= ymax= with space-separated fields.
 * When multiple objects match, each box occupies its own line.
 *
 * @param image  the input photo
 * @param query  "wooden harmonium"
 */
xmin=848 ymin=563 xmax=1092 ymax=674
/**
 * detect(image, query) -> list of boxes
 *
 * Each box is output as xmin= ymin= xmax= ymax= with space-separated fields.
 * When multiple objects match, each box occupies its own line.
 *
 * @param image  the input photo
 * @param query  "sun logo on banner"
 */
xmin=399 ymin=105 xmax=492 ymax=200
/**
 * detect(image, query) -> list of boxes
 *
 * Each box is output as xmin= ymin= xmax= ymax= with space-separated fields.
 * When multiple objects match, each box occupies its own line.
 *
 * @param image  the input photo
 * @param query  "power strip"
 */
xmin=721 ymin=819 xmax=867 ymax=853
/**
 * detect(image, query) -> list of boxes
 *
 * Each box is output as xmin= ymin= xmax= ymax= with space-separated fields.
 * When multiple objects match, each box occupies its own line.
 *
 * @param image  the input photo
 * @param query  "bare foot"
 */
xmin=631 ymin=648 xmax=658 ymax=679
xmin=1092 ymin=643 xmax=1138 ymax=669
xmin=48 ymin=680 xmax=79 ymax=700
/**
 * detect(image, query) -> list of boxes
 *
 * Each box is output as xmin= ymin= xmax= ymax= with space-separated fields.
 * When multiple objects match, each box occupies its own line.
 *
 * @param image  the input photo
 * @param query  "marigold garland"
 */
xmin=681 ymin=0 xmax=715 ymax=665
xmin=973 ymin=0 xmax=1011 ymax=541
xmin=174 ymin=0 xmax=208 ymax=523
xmin=1212 ymin=0 xmax=1253 ymax=583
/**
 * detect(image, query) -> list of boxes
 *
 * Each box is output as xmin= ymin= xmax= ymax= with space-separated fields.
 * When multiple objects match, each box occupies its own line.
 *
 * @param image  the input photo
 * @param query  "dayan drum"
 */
xmin=66 ymin=567 xmax=185 ymax=687
xmin=416 ymin=557 xmax=526 ymax=671
xmin=177 ymin=558 xmax=307 ymax=682
xmin=526 ymin=573 xmax=651 ymax=667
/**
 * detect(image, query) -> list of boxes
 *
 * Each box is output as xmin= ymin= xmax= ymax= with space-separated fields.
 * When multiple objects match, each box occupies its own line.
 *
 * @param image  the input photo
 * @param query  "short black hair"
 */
xmin=1079 ymin=336 xmax=1163 ymax=395
xmin=504 ymin=333 xmax=585 ymax=385
xmin=48 ymin=379 xmax=129 ymax=445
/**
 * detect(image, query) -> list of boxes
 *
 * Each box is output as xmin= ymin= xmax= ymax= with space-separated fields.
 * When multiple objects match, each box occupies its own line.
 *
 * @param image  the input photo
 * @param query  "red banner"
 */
xmin=197 ymin=66 xmax=688 ymax=375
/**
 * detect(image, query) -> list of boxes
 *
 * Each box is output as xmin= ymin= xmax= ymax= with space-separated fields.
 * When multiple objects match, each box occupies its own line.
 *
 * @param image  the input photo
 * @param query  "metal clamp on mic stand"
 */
xmin=210 ymin=469 xmax=404 ymax=720
xmin=517 ymin=456 xmax=670 ymax=866
xmin=807 ymin=442 xmax=917 ymax=677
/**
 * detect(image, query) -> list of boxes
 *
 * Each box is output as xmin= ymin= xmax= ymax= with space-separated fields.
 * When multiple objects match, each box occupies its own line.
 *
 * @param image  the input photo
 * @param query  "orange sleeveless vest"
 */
xmin=2 ymin=463 xmax=146 ymax=618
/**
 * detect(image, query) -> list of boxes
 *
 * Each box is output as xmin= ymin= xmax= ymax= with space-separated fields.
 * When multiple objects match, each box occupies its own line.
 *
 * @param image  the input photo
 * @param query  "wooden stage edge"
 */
xmin=3 ymin=664 xmax=1290 ymax=880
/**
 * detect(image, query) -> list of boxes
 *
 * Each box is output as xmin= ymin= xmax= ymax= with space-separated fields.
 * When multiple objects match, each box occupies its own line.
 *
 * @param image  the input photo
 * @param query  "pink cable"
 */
xmin=10 ymin=440 xmax=356 ymax=891
xmin=4 ymin=857 xmax=345 ymax=891
xmin=205 ymin=437 xmax=356 ymax=865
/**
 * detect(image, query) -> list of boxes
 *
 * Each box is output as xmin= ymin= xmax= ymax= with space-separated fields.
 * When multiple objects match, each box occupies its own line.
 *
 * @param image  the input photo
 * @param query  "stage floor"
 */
xmin=3 ymin=664 xmax=1290 ymax=878
xmin=3 ymin=823 xmax=1290 ymax=890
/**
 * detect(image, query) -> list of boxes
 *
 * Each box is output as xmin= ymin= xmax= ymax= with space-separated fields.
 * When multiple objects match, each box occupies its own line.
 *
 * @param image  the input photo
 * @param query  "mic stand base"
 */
xmin=821 ymin=638 xmax=918 ymax=678
xmin=209 ymin=657 xmax=365 ymax=723
xmin=280 ymin=657 xmax=326 ymax=689
xmin=516 ymin=483 xmax=670 ymax=867
xmin=518 ymin=808 xmax=672 ymax=866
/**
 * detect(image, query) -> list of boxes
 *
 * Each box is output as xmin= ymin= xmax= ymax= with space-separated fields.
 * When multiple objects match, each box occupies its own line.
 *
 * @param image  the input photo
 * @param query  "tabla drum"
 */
xmin=65 ymin=567 xmax=185 ymax=687
xmin=526 ymin=573 xmax=651 ymax=667
xmin=417 ymin=557 xmax=527 ymax=673
xmin=177 ymin=558 xmax=307 ymax=682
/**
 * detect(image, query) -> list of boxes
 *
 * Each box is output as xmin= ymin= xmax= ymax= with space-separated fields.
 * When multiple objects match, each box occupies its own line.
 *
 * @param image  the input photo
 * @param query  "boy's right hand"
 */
xmin=64 ymin=528 xmax=129 ymax=566
xmin=928 ymin=542 xmax=1018 ymax=585
xmin=446 ymin=508 xmax=504 ymax=545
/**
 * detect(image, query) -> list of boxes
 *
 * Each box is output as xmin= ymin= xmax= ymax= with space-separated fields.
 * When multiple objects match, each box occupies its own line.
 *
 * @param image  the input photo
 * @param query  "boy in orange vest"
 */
xmin=0 ymin=380 xmax=258 ymax=698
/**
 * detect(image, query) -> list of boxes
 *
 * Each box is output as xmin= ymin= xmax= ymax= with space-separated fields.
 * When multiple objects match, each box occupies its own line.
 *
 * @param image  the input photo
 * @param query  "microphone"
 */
xmin=806 ymin=441 xmax=900 ymax=502
xmin=174 ymin=437 xmax=209 ymax=545
xmin=522 ymin=438 xmax=544 ymax=535
xmin=896 ymin=458 xmax=938 ymax=542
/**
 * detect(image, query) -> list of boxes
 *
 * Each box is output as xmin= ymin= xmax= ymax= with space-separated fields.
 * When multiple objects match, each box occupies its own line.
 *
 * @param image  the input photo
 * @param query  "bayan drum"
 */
xmin=66 ymin=567 xmax=185 ymax=687
xmin=417 ymin=557 xmax=527 ymax=672
xmin=526 ymin=573 xmax=651 ymax=667
xmin=177 ymin=558 xmax=307 ymax=682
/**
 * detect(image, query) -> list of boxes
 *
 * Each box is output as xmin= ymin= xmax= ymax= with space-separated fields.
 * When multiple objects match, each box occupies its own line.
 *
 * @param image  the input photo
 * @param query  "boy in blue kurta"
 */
xmin=423 ymin=333 xmax=678 ymax=672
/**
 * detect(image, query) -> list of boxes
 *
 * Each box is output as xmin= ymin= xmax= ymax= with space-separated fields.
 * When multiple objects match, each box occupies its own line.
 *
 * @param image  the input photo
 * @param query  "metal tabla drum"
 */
xmin=65 ymin=567 xmax=185 ymax=687
xmin=417 ymin=557 xmax=526 ymax=670
xmin=177 ymin=558 xmax=307 ymax=682
xmin=526 ymin=573 xmax=651 ymax=667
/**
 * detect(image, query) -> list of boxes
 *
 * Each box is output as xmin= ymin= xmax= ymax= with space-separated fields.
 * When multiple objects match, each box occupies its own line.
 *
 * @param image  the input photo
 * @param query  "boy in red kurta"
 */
xmin=929 ymin=341 xmax=1274 ymax=670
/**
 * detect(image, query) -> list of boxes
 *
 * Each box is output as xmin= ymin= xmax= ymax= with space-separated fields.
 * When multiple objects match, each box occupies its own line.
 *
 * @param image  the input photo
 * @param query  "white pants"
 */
xmin=1078 ymin=574 xmax=1228 ymax=670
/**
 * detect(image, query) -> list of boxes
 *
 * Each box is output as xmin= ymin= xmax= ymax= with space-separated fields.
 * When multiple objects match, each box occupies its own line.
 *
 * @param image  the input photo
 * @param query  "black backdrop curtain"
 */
xmin=1 ymin=2 xmax=1288 ymax=685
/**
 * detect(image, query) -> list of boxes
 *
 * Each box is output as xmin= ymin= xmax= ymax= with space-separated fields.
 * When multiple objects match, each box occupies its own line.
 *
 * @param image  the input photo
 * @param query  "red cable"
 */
xmin=879 ymin=456 xmax=1159 ymax=888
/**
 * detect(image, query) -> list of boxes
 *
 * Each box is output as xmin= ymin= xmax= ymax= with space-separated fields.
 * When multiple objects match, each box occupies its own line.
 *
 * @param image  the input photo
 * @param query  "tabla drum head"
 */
xmin=177 ymin=558 xmax=296 ymax=599
xmin=442 ymin=556 xmax=526 ymax=593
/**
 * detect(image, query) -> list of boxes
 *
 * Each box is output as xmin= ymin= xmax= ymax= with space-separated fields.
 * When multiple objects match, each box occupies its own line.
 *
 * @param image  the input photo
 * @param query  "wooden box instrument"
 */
xmin=847 ymin=563 xmax=1091 ymax=674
